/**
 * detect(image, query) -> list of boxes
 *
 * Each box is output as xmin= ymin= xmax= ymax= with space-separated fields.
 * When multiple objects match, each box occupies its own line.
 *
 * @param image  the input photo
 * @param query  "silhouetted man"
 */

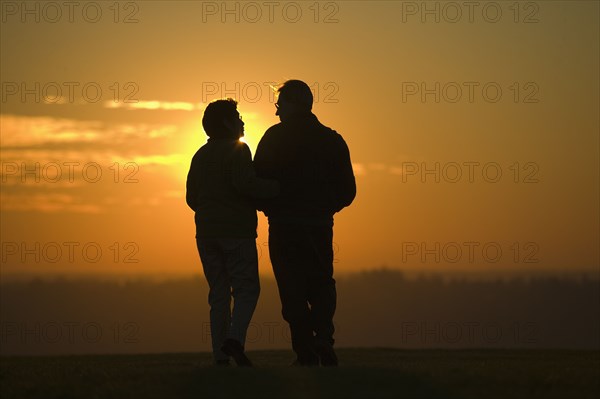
xmin=254 ymin=80 xmax=356 ymax=366
xmin=186 ymin=99 xmax=279 ymax=367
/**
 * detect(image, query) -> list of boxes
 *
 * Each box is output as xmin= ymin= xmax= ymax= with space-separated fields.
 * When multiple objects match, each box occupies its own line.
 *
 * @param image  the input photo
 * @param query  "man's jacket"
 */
xmin=186 ymin=139 xmax=279 ymax=238
xmin=254 ymin=113 xmax=356 ymax=225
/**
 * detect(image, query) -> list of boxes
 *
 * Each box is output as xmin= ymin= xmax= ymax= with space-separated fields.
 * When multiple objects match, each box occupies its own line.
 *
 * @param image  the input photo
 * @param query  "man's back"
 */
xmin=254 ymin=113 xmax=356 ymax=223
xmin=186 ymin=139 xmax=259 ymax=238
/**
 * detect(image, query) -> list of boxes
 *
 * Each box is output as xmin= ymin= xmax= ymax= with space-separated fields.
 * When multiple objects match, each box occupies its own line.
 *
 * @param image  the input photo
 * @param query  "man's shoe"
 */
xmin=221 ymin=339 xmax=252 ymax=367
xmin=314 ymin=340 xmax=338 ymax=367
xmin=290 ymin=348 xmax=319 ymax=367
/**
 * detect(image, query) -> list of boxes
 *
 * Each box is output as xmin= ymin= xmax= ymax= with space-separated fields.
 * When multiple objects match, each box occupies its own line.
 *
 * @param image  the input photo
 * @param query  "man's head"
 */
xmin=275 ymin=80 xmax=313 ymax=122
xmin=202 ymin=98 xmax=244 ymax=139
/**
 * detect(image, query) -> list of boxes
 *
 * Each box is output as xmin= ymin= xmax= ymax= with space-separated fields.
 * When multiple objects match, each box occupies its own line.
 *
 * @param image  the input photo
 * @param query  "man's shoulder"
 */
xmin=257 ymin=124 xmax=286 ymax=151
xmin=232 ymin=140 xmax=252 ymax=157
xmin=260 ymin=118 xmax=345 ymax=145
xmin=194 ymin=140 xmax=248 ymax=159
xmin=194 ymin=141 xmax=216 ymax=159
xmin=192 ymin=144 xmax=207 ymax=159
xmin=264 ymin=122 xmax=285 ymax=136
xmin=328 ymin=129 xmax=346 ymax=144
xmin=311 ymin=120 xmax=345 ymax=145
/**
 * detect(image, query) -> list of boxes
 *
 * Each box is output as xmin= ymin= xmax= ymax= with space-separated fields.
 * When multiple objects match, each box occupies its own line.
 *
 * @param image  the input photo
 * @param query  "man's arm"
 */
xmin=253 ymin=130 xmax=279 ymax=212
xmin=331 ymin=134 xmax=356 ymax=212
xmin=185 ymin=153 xmax=200 ymax=212
xmin=253 ymin=129 xmax=274 ymax=179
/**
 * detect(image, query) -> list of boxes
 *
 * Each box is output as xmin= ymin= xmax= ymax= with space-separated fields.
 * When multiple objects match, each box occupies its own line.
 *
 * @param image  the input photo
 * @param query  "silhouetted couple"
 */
xmin=186 ymin=80 xmax=356 ymax=367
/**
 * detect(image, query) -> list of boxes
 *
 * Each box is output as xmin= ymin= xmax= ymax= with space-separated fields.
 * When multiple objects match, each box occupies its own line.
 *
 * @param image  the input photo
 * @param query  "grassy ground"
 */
xmin=1 ymin=349 xmax=598 ymax=399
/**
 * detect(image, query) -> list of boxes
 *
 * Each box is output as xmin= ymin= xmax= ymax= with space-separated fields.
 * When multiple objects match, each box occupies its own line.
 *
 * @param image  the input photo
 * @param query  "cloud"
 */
xmin=350 ymin=162 xmax=413 ymax=177
xmin=368 ymin=163 xmax=387 ymax=172
xmin=0 ymin=114 xmax=178 ymax=150
xmin=0 ymin=193 xmax=101 ymax=213
xmin=0 ymin=114 xmax=190 ymax=213
xmin=389 ymin=166 xmax=403 ymax=176
xmin=352 ymin=163 xmax=366 ymax=176
xmin=1 ymin=115 xmax=102 ymax=147
xmin=105 ymin=101 xmax=204 ymax=111
xmin=111 ymin=154 xmax=187 ymax=166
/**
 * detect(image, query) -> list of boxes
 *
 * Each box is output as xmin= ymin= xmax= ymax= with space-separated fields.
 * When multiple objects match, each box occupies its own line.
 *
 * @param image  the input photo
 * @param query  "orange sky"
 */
xmin=1 ymin=1 xmax=598 ymax=278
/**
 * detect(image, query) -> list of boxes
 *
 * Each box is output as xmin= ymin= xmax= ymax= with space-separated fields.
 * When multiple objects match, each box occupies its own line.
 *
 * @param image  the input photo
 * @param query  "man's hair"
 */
xmin=277 ymin=80 xmax=313 ymax=111
xmin=202 ymin=98 xmax=238 ymax=138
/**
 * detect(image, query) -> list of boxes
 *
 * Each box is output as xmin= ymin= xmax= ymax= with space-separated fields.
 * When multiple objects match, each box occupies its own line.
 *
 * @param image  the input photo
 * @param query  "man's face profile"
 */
xmin=224 ymin=111 xmax=244 ymax=138
xmin=275 ymin=97 xmax=295 ymax=122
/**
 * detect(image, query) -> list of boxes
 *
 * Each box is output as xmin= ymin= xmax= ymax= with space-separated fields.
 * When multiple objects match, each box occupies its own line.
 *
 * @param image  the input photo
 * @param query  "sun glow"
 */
xmin=171 ymin=107 xmax=275 ymax=182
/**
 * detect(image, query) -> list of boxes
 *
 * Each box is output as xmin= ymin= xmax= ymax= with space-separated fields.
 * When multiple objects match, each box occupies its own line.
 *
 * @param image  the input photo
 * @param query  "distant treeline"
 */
xmin=1 ymin=270 xmax=598 ymax=355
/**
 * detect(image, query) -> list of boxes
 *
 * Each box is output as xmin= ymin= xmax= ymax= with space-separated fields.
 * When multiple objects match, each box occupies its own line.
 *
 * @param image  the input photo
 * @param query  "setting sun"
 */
xmin=1 ymin=1 xmax=597 ymax=278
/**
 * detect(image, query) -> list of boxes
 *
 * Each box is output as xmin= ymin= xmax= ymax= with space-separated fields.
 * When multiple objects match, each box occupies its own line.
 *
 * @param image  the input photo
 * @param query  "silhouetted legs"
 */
xmin=269 ymin=223 xmax=336 ymax=365
xmin=197 ymin=238 xmax=260 ymax=363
